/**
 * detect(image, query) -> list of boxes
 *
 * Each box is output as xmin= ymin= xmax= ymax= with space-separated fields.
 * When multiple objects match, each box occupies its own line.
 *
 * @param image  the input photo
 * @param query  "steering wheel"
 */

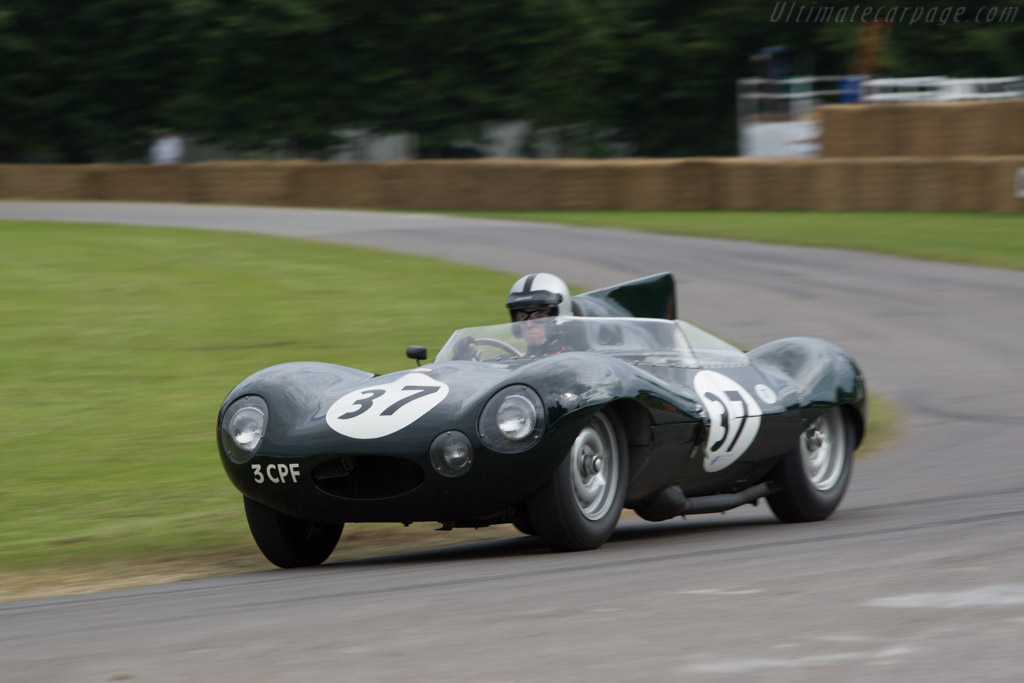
xmin=472 ymin=338 xmax=520 ymax=358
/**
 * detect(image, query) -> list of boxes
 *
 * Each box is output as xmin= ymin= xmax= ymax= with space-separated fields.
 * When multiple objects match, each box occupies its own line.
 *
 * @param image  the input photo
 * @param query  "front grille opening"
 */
xmin=313 ymin=456 xmax=425 ymax=499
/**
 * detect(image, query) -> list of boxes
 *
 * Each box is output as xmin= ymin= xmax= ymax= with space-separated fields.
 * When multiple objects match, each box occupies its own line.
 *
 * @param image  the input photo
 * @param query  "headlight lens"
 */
xmin=479 ymin=385 xmax=545 ymax=453
xmin=430 ymin=430 xmax=474 ymax=477
xmin=221 ymin=396 xmax=268 ymax=463
xmin=497 ymin=395 xmax=537 ymax=439
xmin=231 ymin=407 xmax=265 ymax=448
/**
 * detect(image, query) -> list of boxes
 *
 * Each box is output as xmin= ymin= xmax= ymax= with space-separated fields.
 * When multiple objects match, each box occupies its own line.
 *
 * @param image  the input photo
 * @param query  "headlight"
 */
xmin=497 ymin=395 xmax=537 ymax=439
xmin=221 ymin=396 xmax=268 ymax=463
xmin=478 ymin=385 xmax=545 ymax=453
xmin=430 ymin=431 xmax=474 ymax=477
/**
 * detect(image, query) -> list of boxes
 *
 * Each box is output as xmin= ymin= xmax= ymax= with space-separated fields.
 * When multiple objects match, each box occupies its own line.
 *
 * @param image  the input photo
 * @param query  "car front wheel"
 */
xmin=526 ymin=410 xmax=627 ymax=552
xmin=767 ymin=407 xmax=853 ymax=523
xmin=243 ymin=496 xmax=343 ymax=568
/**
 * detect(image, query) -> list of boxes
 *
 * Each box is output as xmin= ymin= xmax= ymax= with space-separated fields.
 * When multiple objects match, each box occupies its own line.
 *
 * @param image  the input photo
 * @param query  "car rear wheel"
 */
xmin=767 ymin=407 xmax=853 ymax=523
xmin=526 ymin=410 xmax=627 ymax=552
xmin=243 ymin=496 xmax=343 ymax=568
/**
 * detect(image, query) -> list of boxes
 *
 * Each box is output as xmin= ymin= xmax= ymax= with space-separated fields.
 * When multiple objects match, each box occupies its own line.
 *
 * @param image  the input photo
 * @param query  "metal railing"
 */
xmin=738 ymin=76 xmax=1024 ymax=118
xmin=736 ymin=76 xmax=851 ymax=123
xmin=861 ymin=76 xmax=1024 ymax=102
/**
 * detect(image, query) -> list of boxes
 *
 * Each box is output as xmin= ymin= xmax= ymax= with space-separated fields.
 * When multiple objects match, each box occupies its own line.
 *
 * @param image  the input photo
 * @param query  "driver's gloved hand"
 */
xmin=453 ymin=336 xmax=477 ymax=360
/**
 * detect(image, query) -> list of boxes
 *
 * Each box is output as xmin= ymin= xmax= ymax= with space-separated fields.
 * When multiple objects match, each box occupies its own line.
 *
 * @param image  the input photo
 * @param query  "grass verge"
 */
xmin=446 ymin=211 xmax=1024 ymax=270
xmin=0 ymin=220 xmax=520 ymax=590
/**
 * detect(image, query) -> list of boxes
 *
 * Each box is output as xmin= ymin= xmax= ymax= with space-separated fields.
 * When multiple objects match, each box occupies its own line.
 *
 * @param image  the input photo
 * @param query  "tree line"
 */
xmin=1 ymin=0 xmax=1020 ymax=162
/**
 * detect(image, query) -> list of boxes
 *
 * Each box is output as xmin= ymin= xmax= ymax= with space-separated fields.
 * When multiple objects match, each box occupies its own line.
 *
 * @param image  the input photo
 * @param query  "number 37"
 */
xmin=336 ymin=385 xmax=441 ymax=420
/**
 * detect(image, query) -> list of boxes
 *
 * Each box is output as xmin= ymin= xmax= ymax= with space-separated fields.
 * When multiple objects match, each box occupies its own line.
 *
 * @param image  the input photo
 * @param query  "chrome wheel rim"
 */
xmin=800 ymin=409 xmax=846 ymax=491
xmin=570 ymin=413 xmax=619 ymax=521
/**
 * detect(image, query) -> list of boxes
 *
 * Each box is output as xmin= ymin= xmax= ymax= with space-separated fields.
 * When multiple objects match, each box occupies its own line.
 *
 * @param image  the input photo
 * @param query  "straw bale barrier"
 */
xmin=186 ymin=161 xmax=302 ymax=205
xmin=945 ymin=157 xmax=994 ymax=212
xmin=853 ymin=157 xmax=907 ymax=210
xmin=540 ymin=160 xmax=620 ymax=210
xmin=393 ymin=159 xmax=556 ymax=211
xmin=905 ymin=103 xmax=952 ymax=157
xmin=807 ymin=159 xmax=856 ymax=211
xmin=821 ymin=100 xmax=1024 ymax=157
xmin=292 ymin=161 xmax=387 ymax=208
xmin=716 ymin=158 xmax=774 ymax=209
xmin=766 ymin=159 xmax=818 ymax=210
xmin=1011 ymin=99 xmax=1024 ymax=155
xmin=986 ymin=157 xmax=1024 ymax=212
xmin=818 ymin=106 xmax=862 ymax=157
xmin=1 ymin=158 xmax=1021 ymax=212
xmin=905 ymin=159 xmax=954 ymax=211
xmin=615 ymin=159 xmax=719 ymax=209
xmin=0 ymin=164 xmax=96 ymax=200
xmin=715 ymin=158 xmax=818 ymax=210
xmin=92 ymin=164 xmax=191 ymax=203
xmin=615 ymin=159 xmax=679 ymax=210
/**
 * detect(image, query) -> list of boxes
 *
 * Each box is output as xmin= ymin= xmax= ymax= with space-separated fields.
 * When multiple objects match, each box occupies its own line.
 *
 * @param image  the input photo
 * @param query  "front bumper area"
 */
xmin=220 ymin=433 xmax=576 ymax=524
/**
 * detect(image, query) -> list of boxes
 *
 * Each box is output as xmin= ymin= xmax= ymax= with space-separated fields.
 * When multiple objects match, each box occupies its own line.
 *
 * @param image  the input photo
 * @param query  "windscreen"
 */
xmin=435 ymin=317 xmax=745 ymax=367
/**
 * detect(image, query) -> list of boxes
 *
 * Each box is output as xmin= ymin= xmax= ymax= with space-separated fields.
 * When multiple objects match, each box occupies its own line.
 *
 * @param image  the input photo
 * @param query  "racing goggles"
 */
xmin=513 ymin=308 xmax=556 ymax=322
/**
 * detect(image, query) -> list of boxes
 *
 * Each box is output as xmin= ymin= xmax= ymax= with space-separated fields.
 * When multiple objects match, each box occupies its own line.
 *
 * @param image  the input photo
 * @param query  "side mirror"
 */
xmin=406 ymin=346 xmax=428 ymax=366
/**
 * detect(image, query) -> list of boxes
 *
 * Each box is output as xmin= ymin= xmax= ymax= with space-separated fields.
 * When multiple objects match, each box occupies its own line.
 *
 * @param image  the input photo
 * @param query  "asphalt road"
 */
xmin=3 ymin=201 xmax=1024 ymax=682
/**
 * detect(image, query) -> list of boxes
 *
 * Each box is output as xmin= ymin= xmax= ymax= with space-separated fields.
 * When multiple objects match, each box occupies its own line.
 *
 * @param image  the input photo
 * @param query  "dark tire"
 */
xmin=243 ymin=496 xmax=343 ymax=568
xmin=526 ymin=410 xmax=628 ymax=552
xmin=511 ymin=506 xmax=536 ymax=536
xmin=767 ymin=407 xmax=853 ymax=523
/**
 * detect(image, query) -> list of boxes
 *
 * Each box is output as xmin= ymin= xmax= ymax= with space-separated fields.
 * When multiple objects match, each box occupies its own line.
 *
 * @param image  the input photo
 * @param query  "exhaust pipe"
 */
xmin=635 ymin=481 xmax=780 ymax=522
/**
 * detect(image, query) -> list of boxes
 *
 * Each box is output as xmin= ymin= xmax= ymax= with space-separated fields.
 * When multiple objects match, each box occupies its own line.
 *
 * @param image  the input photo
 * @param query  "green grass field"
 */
xmin=0 ymin=212 xmax=924 ymax=599
xmin=449 ymin=211 xmax=1024 ymax=270
xmin=0 ymin=220 xmax=532 ymax=595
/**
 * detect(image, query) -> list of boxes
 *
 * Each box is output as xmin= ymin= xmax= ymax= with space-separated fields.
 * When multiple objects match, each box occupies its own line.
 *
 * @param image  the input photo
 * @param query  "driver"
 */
xmin=506 ymin=273 xmax=575 ymax=357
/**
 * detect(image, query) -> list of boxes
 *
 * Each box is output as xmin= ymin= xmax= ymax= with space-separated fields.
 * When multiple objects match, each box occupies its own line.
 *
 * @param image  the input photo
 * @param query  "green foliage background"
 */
xmin=1 ymin=0 xmax=1021 ymax=161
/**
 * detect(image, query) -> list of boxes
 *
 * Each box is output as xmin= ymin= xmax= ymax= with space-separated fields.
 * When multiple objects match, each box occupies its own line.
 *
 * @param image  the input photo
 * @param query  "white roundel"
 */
xmin=327 ymin=374 xmax=449 ymax=439
xmin=695 ymin=371 xmax=763 ymax=472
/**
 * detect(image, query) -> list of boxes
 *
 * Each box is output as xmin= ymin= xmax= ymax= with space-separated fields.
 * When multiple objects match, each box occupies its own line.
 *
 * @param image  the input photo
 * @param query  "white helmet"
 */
xmin=506 ymin=273 xmax=572 ymax=321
